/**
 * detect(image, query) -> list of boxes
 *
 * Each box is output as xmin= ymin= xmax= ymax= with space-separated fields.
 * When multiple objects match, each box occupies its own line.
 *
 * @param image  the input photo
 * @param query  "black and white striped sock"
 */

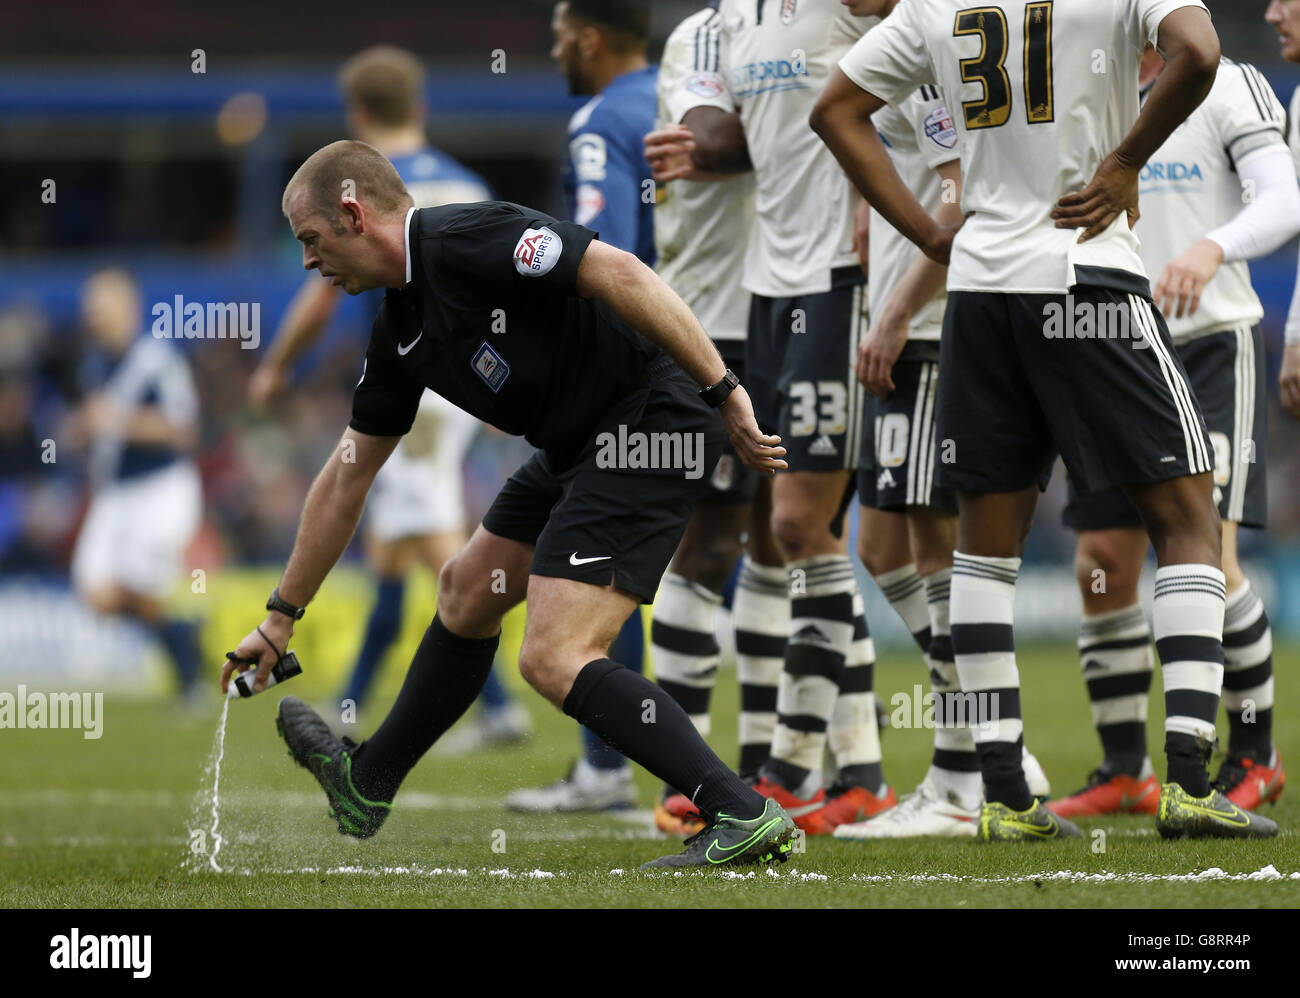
xmin=1078 ymin=603 xmax=1153 ymax=777
xmin=733 ymin=557 xmax=788 ymax=779
xmin=873 ymin=563 xmax=932 ymax=653
xmin=650 ymin=573 xmax=721 ymax=738
xmin=924 ymin=568 xmax=980 ymax=801
xmin=1153 ymin=564 xmax=1226 ymax=796
xmin=1221 ymin=578 xmax=1273 ymax=760
xmin=828 ymin=588 xmax=883 ymax=790
xmin=762 ymin=554 xmax=858 ymax=798
xmin=951 ymin=552 xmax=1028 ymax=810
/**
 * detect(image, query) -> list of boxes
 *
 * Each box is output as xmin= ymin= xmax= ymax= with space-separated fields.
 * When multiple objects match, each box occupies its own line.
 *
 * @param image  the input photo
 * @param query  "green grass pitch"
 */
xmin=2 ymin=641 xmax=1296 ymax=908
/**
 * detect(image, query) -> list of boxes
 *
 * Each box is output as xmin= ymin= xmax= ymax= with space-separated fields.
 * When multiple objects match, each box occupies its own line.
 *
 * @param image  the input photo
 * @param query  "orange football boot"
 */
xmin=1047 ymin=768 xmax=1160 ymax=817
xmin=813 ymin=784 xmax=897 ymax=833
xmin=1216 ymin=750 xmax=1285 ymax=811
xmin=753 ymin=777 xmax=826 ymax=832
xmin=653 ymin=792 xmax=707 ymax=836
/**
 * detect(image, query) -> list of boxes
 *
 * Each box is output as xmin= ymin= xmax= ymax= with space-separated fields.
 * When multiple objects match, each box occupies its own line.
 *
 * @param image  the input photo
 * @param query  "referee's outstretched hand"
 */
xmin=720 ymin=385 xmax=787 ymax=474
xmin=221 ymin=615 xmax=292 ymax=695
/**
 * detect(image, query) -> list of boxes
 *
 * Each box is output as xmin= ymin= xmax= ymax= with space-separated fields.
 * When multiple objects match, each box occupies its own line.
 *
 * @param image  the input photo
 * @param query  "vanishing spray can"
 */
xmin=227 ymin=650 xmax=303 ymax=699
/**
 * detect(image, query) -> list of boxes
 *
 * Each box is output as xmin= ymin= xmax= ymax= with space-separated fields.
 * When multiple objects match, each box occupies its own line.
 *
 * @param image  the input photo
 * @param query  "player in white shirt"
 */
xmin=69 ymin=269 xmax=204 ymax=701
xmin=1265 ymin=0 xmax=1300 ymax=419
xmin=821 ymin=0 xmax=1049 ymax=840
xmin=646 ymin=4 xmax=779 ymax=837
xmin=815 ymin=0 xmax=1276 ymax=839
xmin=647 ymin=0 xmax=893 ymax=835
xmin=1051 ymin=49 xmax=1297 ymax=819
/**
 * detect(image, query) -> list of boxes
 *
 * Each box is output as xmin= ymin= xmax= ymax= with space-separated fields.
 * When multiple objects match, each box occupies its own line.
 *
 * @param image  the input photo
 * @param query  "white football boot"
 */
xmin=504 ymin=759 xmax=637 ymax=812
xmin=1022 ymin=746 xmax=1051 ymax=801
xmin=833 ymin=772 xmax=979 ymax=839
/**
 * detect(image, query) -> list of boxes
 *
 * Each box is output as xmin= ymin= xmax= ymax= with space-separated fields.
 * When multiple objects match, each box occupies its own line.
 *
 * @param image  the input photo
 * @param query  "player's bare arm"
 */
xmin=644 ymin=106 xmax=752 ymax=183
xmin=811 ymin=69 xmax=957 ymax=265
xmin=222 ymin=427 xmax=400 ymax=693
xmin=1281 ymin=343 xmax=1300 ymax=419
xmin=1053 ymin=7 xmax=1220 ymax=241
xmin=858 ymin=159 xmax=963 ymax=398
xmin=574 ymin=238 xmax=786 ymax=475
xmin=248 ymin=277 xmax=344 ymax=410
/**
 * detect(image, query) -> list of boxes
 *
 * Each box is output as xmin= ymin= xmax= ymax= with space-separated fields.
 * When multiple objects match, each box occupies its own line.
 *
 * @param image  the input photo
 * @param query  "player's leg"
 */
xmin=758 ymin=275 xmax=884 ymax=831
xmin=90 ymin=463 xmax=204 ymax=698
xmin=282 ymin=450 xmax=557 ymax=833
xmin=734 ymin=471 xmax=788 ymax=781
xmin=650 ymin=337 xmax=758 ymax=750
xmin=650 ymin=498 xmax=749 ymax=833
xmin=1184 ymin=325 xmax=1282 ymax=807
xmin=519 ymin=573 xmax=765 ymax=819
xmin=330 ymin=523 xmax=534 ymax=813
xmin=1049 ymin=504 xmax=1159 ymax=818
xmin=340 ymin=532 xmax=415 ymax=711
xmin=1025 ymin=291 xmax=1270 ymax=836
xmin=909 ymin=505 xmax=990 ymax=807
xmin=933 ymin=291 xmax=1074 ymax=840
xmin=1216 ymin=521 xmax=1284 ymax=806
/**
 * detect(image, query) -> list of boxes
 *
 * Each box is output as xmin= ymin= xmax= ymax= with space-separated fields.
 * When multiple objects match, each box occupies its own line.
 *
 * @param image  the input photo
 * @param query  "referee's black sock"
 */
xmin=351 ymin=614 xmax=498 ymax=801
xmin=564 ymin=658 xmax=764 ymax=821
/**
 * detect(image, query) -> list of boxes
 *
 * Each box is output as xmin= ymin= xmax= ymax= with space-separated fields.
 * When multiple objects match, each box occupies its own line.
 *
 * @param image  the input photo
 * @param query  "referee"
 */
xmin=223 ymin=139 xmax=795 ymax=868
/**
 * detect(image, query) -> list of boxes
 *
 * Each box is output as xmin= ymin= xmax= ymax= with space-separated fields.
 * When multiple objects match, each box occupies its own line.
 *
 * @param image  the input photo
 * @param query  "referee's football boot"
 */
xmin=979 ymin=799 xmax=1082 ymax=842
xmin=642 ymin=798 xmax=797 ymax=869
xmin=1155 ymin=782 xmax=1278 ymax=839
xmin=276 ymin=696 xmax=391 ymax=838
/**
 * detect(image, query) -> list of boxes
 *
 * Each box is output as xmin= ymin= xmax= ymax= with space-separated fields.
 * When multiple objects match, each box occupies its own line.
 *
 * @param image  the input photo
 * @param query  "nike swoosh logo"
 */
xmin=782 ymin=800 xmax=825 ymax=818
xmin=397 ymin=331 xmax=423 ymax=356
xmin=992 ymin=815 xmax=1059 ymax=838
xmin=1120 ymin=787 xmax=1155 ymax=810
xmin=704 ymin=816 xmax=783 ymax=864
xmin=1181 ymin=801 xmax=1251 ymax=826
xmin=569 ymin=553 xmax=611 ymax=566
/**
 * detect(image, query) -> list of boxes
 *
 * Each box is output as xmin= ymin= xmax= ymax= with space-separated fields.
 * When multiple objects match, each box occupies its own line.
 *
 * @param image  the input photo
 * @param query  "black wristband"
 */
xmin=699 ymin=368 xmax=739 ymax=408
xmin=266 ymin=586 xmax=306 ymax=621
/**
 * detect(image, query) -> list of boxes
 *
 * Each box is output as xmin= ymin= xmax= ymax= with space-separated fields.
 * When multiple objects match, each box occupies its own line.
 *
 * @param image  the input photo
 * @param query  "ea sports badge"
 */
xmin=513 ymin=226 xmax=563 ymax=277
xmin=471 ymin=341 xmax=511 ymax=393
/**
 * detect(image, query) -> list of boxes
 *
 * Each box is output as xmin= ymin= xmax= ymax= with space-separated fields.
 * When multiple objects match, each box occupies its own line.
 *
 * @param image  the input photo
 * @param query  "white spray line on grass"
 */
xmin=207 ymin=698 xmax=228 ymax=873
xmin=190 ymin=863 xmax=1299 ymax=884
xmin=3 ymin=788 xmax=567 ymax=811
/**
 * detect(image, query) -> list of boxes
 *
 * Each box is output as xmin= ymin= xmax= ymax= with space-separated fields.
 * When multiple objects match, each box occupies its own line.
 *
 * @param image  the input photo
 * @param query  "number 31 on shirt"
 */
xmin=955 ymin=2 xmax=1054 ymax=129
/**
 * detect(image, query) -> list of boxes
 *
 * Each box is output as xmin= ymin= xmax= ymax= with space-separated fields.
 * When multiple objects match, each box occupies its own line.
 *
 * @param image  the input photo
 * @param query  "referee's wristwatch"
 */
xmin=266 ymin=587 xmax=306 ymax=621
xmin=699 ymin=368 xmax=740 ymax=408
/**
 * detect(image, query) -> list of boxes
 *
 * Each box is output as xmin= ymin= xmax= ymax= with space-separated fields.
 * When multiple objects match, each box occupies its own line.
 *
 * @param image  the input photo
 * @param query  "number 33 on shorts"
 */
xmin=788 ymin=380 xmax=848 ymax=436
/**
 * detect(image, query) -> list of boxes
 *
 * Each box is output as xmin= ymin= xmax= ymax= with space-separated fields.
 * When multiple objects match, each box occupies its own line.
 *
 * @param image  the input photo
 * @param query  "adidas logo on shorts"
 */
xmin=809 ymin=434 xmax=838 ymax=457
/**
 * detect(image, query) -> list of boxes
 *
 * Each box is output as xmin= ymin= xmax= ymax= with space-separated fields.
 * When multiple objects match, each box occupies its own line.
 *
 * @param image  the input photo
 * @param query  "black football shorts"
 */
xmin=482 ymin=357 xmax=725 ymax=603
xmin=936 ymin=286 xmax=1214 ymax=498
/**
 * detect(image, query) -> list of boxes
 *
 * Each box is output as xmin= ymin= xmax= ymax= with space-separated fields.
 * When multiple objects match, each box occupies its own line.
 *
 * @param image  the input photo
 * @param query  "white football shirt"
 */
xmin=717 ymin=0 xmax=875 ymax=297
xmin=867 ymin=86 xmax=960 ymax=341
xmin=655 ymin=6 xmax=755 ymax=342
xmin=839 ymin=0 xmax=1210 ymax=294
xmin=1136 ymin=59 xmax=1284 ymax=342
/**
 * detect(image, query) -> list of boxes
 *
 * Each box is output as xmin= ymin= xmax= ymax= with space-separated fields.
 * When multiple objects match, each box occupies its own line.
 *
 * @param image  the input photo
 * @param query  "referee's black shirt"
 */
xmin=349 ymin=201 xmax=661 ymax=471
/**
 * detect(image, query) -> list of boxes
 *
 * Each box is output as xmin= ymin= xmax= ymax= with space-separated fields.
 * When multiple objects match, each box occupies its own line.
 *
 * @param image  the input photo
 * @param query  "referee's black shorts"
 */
xmin=482 ymin=357 xmax=725 ymax=603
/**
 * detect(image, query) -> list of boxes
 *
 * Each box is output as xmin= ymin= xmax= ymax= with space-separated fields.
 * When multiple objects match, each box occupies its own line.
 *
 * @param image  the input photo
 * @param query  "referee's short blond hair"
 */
xmin=339 ymin=45 xmax=425 ymax=128
xmin=282 ymin=140 xmax=414 ymax=230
